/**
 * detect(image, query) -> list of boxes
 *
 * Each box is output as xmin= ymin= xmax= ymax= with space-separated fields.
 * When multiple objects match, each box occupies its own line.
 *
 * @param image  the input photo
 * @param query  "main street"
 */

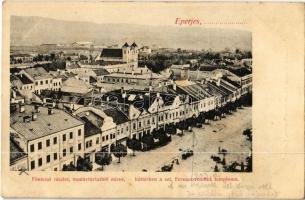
xmin=96 ymin=106 xmax=252 ymax=172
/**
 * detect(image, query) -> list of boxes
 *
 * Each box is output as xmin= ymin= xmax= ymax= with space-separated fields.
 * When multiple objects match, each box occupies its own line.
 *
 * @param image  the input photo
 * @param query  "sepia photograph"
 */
xmin=2 ymin=2 xmax=304 ymax=199
xmin=9 ymin=14 xmax=253 ymax=173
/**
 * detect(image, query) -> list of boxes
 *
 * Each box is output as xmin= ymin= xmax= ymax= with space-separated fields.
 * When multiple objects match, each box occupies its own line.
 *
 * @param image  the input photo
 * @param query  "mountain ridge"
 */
xmin=11 ymin=15 xmax=252 ymax=51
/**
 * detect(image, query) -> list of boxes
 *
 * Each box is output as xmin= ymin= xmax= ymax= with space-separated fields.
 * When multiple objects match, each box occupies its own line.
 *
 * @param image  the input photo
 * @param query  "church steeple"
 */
xmin=131 ymin=42 xmax=138 ymax=48
xmin=122 ymin=42 xmax=130 ymax=48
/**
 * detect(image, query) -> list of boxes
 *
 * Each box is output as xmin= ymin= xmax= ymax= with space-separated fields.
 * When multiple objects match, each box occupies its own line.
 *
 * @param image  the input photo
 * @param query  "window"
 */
xmin=139 ymin=122 xmax=142 ymax=128
xmin=38 ymin=158 xmax=42 ymax=166
xmin=30 ymin=144 xmax=34 ymax=152
xmin=102 ymin=136 xmax=105 ymax=142
xmin=53 ymin=137 xmax=57 ymax=145
xmin=46 ymin=80 xmax=48 ymax=84
xmin=38 ymin=142 xmax=42 ymax=150
xmin=46 ymin=139 xmax=50 ymax=147
xmin=63 ymin=149 xmax=66 ymax=157
xmin=126 ymin=126 xmax=129 ymax=131
xmin=54 ymin=168 xmax=57 ymax=171
xmin=62 ymin=134 xmax=66 ymax=142
xmin=106 ymin=135 xmax=109 ymax=140
xmin=31 ymin=161 xmax=35 ymax=169
xmin=147 ymin=120 xmax=150 ymax=125
xmin=133 ymin=123 xmax=136 ymax=130
xmin=40 ymin=80 xmax=43 ymax=85
xmin=78 ymin=129 xmax=81 ymax=136
xmin=96 ymin=137 xmax=99 ymax=144
xmin=35 ymin=81 xmax=38 ymax=86
xmin=54 ymin=153 xmax=57 ymax=160
xmin=78 ymin=143 xmax=81 ymax=151
xmin=69 ymin=132 xmax=73 ymax=139
xmin=46 ymin=155 xmax=51 ymax=163
xmin=70 ymin=147 xmax=73 ymax=153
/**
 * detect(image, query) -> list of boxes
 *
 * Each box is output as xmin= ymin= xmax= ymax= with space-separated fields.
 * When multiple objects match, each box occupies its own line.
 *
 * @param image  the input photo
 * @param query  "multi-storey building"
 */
xmin=73 ymin=106 xmax=117 ymax=162
xmin=10 ymin=104 xmax=84 ymax=171
xmin=19 ymin=67 xmax=62 ymax=94
xmin=95 ymin=42 xmax=138 ymax=69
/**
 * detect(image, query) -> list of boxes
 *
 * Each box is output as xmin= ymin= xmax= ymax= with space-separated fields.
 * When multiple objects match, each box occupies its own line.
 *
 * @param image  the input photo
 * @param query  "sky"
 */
xmin=5 ymin=1 xmax=252 ymax=31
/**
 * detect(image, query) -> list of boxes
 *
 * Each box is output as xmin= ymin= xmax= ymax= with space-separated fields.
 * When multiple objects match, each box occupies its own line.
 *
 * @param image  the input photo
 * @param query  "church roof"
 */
xmin=122 ymin=42 xmax=129 ymax=48
xmin=100 ymin=49 xmax=123 ymax=58
xmin=131 ymin=42 xmax=138 ymax=48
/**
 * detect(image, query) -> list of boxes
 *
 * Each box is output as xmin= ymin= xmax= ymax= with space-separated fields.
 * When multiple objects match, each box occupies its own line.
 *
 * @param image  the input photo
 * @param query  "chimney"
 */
xmin=20 ymin=104 xmax=25 ymax=113
xmin=216 ymin=79 xmax=221 ymax=86
xmin=32 ymin=112 xmax=37 ymax=121
xmin=34 ymin=105 xmax=40 ymax=113
xmin=173 ymin=83 xmax=177 ymax=91
xmin=12 ymin=90 xmax=16 ymax=98
xmin=48 ymin=107 xmax=54 ymax=115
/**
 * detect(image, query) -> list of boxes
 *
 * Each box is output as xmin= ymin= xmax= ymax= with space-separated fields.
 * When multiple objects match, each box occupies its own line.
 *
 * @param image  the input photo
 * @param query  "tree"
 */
xmin=76 ymin=157 xmax=93 ymax=171
xmin=95 ymin=151 xmax=112 ymax=170
xmin=141 ymin=134 xmax=155 ymax=150
xmin=62 ymin=163 xmax=76 ymax=171
xmin=245 ymin=155 xmax=252 ymax=172
xmin=243 ymin=129 xmax=252 ymax=141
xmin=127 ymin=138 xmax=142 ymax=156
xmin=111 ymin=143 xmax=127 ymax=163
xmin=79 ymin=54 xmax=88 ymax=60
xmin=165 ymin=123 xmax=177 ymax=134
xmin=152 ymin=129 xmax=171 ymax=146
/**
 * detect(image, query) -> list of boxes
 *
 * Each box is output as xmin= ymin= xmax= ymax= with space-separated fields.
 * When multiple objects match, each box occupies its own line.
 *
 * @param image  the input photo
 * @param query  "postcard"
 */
xmin=1 ymin=1 xmax=304 ymax=199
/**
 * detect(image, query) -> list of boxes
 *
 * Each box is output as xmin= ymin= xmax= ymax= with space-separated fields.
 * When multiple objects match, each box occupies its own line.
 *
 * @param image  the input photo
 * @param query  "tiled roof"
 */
xmin=61 ymin=77 xmax=91 ymax=94
xmin=222 ymin=76 xmax=241 ymax=88
xmin=93 ymin=68 xmax=110 ymax=76
xmin=66 ymin=63 xmax=80 ymax=70
xmin=16 ymin=74 xmax=33 ymax=84
xmin=80 ymin=116 xmax=101 ymax=137
xmin=207 ymin=82 xmax=231 ymax=96
xmin=10 ymin=105 xmax=84 ymax=141
xmin=103 ymin=108 xmax=129 ymax=125
xmin=10 ymin=139 xmax=27 ymax=165
xmin=229 ymin=68 xmax=252 ymax=77
xmin=76 ymin=110 xmax=104 ymax=129
xmin=101 ymin=49 xmax=123 ymax=58
xmin=102 ymin=89 xmax=178 ymax=112
xmin=23 ymin=67 xmax=52 ymax=80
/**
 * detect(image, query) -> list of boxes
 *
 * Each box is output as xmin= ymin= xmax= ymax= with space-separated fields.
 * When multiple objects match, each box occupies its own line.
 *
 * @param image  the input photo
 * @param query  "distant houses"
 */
xmin=9 ymin=41 xmax=252 ymax=171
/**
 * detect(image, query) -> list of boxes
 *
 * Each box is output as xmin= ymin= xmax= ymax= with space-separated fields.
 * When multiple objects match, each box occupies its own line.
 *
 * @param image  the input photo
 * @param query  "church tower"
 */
xmin=122 ymin=42 xmax=130 ymax=63
xmin=130 ymin=42 xmax=138 ymax=68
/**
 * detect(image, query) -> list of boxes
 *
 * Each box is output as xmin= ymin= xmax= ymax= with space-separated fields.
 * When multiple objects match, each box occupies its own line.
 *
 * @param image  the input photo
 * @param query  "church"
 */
xmin=95 ymin=42 xmax=138 ymax=69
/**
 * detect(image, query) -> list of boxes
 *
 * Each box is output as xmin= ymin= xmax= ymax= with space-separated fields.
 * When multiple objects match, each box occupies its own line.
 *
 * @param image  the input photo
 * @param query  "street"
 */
xmin=95 ymin=106 xmax=252 ymax=172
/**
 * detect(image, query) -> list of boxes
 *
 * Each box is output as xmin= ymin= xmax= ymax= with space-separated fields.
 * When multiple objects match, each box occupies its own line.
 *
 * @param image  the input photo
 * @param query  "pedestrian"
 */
xmin=214 ymin=165 xmax=219 ymax=172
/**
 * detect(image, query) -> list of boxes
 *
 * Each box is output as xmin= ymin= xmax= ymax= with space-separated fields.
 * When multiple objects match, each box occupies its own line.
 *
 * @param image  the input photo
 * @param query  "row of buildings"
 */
xmin=10 ymin=42 xmax=252 ymax=171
